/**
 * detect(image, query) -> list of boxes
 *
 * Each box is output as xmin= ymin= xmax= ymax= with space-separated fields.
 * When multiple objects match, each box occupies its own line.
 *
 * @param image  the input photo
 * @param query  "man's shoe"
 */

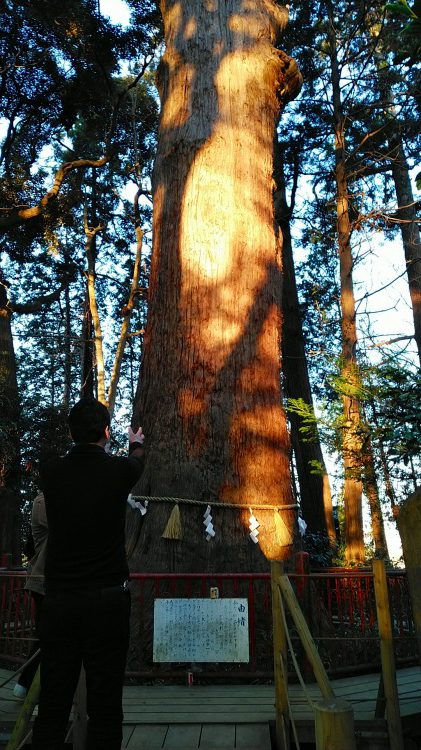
xmin=13 ymin=683 xmax=27 ymax=700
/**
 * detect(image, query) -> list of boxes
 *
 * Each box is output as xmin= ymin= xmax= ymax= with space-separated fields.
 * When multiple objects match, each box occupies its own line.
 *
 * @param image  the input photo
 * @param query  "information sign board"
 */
xmin=153 ymin=598 xmax=249 ymax=663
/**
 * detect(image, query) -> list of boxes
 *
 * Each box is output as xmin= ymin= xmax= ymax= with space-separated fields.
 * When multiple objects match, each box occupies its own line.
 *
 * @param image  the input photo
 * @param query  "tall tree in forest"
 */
xmin=0 ymin=274 xmax=21 ymax=563
xmin=0 ymin=0 xmax=160 ymax=552
xmin=128 ymin=1 xmax=302 ymax=573
xmin=273 ymin=138 xmax=335 ymax=541
xmin=325 ymin=0 xmax=388 ymax=561
xmin=0 ymin=268 xmax=73 ymax=561
xmin=361 ymin=8 xmax=421 ymax=364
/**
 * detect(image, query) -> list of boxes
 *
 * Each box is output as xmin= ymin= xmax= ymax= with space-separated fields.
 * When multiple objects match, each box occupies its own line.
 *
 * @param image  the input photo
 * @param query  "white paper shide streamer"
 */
xmin=297 ymin=516 xmax=307 ymax=537
xmin=203 ymin=505 xmax=216 ymax=541
xmin=248 ymin=509 xmax=260 ymax=544
xmin=127 ymin=493 xmax=148 ymax=516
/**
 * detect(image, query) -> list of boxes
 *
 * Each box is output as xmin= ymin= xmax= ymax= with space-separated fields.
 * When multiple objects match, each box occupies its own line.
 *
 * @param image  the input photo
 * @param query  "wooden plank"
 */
xmin=123 ymin=696 xmax=274 ymax=706
xmin=122 ymin=702 xmax=275 ymax=713
xmin=5 ymin=666 xmax=40 ymax=750
xmin=73 ymin=666 xmax=87 ymax=750
xmin=373 ymin=560 xmax=405 ymax=750
xmin=122 ymin=711 xmax=275 ymax=724
xmin=396 ymin=489 xmax=421 ymax=657
xmin=199 ymin=724 xmax=235 ymax=747
xmin=271 ymin=561 xmax=290 ymax=750
xmin=235 ymin=723 xmax=271 ymax=748
xmin=0 ymin=665 xmax=419 ymax=743
xmin=278 ymin=574 xmax=335 ymax=702
xmin=163 ymin=724 xmax=201 ymax=748
xmin=122 ymin=724 xmax=135 ymax=746
xmin=127 ymin=725 xmax=168 ymax=748
xmin=123 ymin=685 xmax=275 ymax=700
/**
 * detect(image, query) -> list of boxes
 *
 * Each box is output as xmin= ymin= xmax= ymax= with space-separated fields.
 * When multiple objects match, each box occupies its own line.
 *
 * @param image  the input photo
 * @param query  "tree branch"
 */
xmin=107 ymin=188 xmax=144 ymax=419
xmin=0 ymin=156 xmax=109 ymax=232
xmin=9 ymin=270 xmax=75 ymax=314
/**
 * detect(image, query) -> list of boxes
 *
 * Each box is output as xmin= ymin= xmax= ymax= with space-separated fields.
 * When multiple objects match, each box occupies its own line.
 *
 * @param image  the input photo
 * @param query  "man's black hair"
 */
xmin=68 ymin=397 xmax=110 ymax=443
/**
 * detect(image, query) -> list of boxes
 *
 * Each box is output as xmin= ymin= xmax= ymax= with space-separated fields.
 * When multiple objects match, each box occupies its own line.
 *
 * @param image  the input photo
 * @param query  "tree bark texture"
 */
xmin=361 ymin=432 xmax=389 ymax=559
xmin=0 ymin=276 xmax=21 ymax=562
xmin=274 ymin=140 xmax=335 ymax=541
xmin=63 ymin=284 xmax=72 ymax=410
xmin=327 ymin=5 xmax=366 ymax=563
xmin=80 ymin=287 xmax=95 ymax=399
xmin=108 ymin=193 xmax=144 ymax=420
xmin=389 ymin=139 xmax=421 ymax=365
xmin=327 ymin=14 xmax=390 ymax=562
xmin=84 ymin=183 xmax=106 ymax=405
xmin=370 ymin=40 xmax=421 ymax=365
xmin=129 ymin=0 xmax=297 ymax=572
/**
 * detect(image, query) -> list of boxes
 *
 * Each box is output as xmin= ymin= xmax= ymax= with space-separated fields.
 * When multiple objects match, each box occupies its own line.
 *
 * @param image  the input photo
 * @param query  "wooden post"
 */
xmin=396 ymin=488 xmax=421 ymax=660
xmin=271 ymin=561 xmax=290 ymax=750
xmin=294 ymin=552 xmax=312 ymax=680
xmin=6 ymin=666 xmax=40 ymax=750
xmin=374 ymin=673 xmax=386 ymax=719
xmin=372 ymin=559 xmax=404 ymax=750
xmin=278 ymin=574 xmax=334 ymax=701
xmin=314 ymin=699 xmax=356 ymax=750
xmin=278 ymin=574 xmax=357 ymax=750
xmin=72 ymin=665 xmax=87 ymax=750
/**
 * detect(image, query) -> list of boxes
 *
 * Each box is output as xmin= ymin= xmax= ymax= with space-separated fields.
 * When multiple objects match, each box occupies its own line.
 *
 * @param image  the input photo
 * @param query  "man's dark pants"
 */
xmin=31 ymin=586 xmax=130 ymax=750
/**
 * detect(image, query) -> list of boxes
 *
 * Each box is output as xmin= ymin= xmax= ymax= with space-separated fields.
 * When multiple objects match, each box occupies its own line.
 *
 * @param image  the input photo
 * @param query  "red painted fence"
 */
xmin=0 ymin=566 xmax=416 ymax=680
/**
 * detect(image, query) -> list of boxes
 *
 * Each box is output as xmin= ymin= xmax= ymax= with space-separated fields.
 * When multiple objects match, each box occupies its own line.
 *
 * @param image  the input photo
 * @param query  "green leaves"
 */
xmin=384 ymin=1 xmax=418 ymax=19
xmin=385 ymin=0 xmax=421 ymax=62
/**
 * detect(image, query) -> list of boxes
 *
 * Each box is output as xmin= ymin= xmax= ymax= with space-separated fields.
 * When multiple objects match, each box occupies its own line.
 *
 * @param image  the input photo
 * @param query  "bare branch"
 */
xmin=107 ymin=188 xmax=144 ymax=419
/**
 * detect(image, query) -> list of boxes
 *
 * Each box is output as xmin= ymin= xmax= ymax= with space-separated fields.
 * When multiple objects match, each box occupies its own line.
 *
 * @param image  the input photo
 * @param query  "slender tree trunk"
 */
xmin=370 ymin=398 xmax=398 ymax=514
xmin=327 ymin=6 xmax=365 ymax=563
xmin=63 ymin=284 xmax=72 ymax=409
xmin=0 ymin=274 xmax=21 ymax=563
xmin=370 ymin=35 xmax=421 ymax=364
xmin=361 ymin=432 xmax=389 ymax=559
xmin=80 ymin=287 xmax=95 ymax=399
xmin=108 ymin=191 xmax=144 ymax=419
xmin=388 ymin=143 xmax=421 ymax=364
xmin=84 ymin=202 xmax=106 ymax=404
xmin=128 ymin=0 xmax=301 ymax=572
xmin=274 ymin=140 xmax=335 ymax=541
xmin=327 ymin=7 xmax=387 ymax=565
xmin=328 ymin=8 xmax=389 ymax=564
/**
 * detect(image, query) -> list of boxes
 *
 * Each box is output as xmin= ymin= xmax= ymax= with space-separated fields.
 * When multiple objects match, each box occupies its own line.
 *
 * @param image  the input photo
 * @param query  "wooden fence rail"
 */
xmin=0 ymin=563 xmax=416 ymax=679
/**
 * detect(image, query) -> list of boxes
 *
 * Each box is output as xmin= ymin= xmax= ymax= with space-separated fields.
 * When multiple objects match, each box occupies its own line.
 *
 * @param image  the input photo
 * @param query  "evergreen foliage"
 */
xmin=0 ymin=0 xmax=419 ymax=563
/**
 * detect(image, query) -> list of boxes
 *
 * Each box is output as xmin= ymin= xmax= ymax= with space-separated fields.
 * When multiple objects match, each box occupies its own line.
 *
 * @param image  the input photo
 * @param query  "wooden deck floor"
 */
xmin=1 ymin=665 xmax=420 ymax=748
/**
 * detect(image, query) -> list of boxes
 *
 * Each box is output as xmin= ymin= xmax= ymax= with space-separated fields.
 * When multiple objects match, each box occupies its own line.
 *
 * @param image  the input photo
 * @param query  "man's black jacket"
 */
xmin=40 ymin=443 xmax=143 ymax=591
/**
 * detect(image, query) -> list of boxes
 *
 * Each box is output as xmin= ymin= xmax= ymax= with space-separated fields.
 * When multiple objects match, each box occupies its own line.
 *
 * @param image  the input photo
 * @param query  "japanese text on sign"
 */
xmin=153 ymin=598 xmax=249 ymax=662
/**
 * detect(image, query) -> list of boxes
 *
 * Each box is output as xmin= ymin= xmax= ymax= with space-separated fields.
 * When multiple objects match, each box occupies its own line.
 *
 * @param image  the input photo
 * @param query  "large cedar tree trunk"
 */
xmin=128 ymin=0 xmax=301 ymax=573
xmin=273 ymin=140 xmax=335 ymax=541
xmin=0 ymin=276 xmax=21 ymax=563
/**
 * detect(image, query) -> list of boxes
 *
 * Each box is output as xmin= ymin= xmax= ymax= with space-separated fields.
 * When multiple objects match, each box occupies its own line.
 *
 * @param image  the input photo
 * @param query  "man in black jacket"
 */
xmin=31 ymin=397 xmax=145 ymax=750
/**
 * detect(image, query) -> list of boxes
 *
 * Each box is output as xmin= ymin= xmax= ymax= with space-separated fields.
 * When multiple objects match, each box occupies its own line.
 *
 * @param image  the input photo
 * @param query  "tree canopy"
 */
xmin=0 ymin=0 xmax=419 ymax=567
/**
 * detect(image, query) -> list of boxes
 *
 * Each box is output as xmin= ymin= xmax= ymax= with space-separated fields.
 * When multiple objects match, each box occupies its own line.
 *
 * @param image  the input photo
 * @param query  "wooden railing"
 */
xmin=271 ymin=560 xmax=407 ymax=750
xmin=0 ymin=562 xmax=416 ymax=679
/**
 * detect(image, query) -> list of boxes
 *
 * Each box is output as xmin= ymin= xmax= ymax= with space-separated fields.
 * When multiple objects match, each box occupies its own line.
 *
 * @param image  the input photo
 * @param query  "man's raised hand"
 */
xmin=128 ymin=426 xmax=145 ymax=445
